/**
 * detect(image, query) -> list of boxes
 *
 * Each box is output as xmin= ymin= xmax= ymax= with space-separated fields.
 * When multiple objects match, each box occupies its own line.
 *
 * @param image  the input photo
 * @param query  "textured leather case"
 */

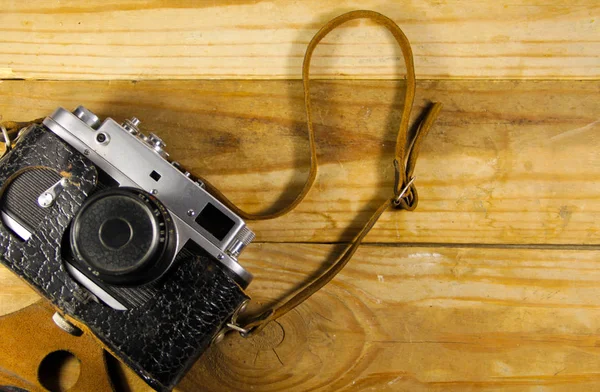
xmin=0 ymin=125 xmax=249 ymax=391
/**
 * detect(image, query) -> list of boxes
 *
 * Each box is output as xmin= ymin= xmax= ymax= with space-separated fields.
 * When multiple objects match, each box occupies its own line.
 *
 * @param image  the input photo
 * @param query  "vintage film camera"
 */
xmin=0 ymin=106 xmax=254 ymax=390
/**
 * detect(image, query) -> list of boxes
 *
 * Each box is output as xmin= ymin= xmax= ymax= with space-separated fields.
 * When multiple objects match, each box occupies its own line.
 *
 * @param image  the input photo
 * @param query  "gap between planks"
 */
xmin=254 ymin=241 xmax=600 ymax=251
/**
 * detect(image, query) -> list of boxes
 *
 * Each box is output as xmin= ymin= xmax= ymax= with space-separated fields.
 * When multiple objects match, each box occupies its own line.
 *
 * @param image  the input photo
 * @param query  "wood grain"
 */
xmin=1 ymin=79 xmax=599 ymax=245
xmin=3 ymin=243 xmax=600 ymax=391
xmin=1 ymin=3 xmax=598 ymax=391
xmin=0 ymin=1 xmax=598 ymax=80
xmin=0 ymin=265 xmax=37 ymax=315
xmin=191 ymin=244 xmax=600 ymax=391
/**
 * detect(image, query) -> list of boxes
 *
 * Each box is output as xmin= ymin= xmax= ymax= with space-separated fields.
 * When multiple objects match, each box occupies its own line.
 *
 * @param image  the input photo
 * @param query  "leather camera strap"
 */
xmin=199 ymin=10 xmax=443 ymax=335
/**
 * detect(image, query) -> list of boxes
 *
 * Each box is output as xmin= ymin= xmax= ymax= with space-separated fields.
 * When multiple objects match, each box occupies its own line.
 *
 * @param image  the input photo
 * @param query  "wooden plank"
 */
xmin=1 ymin=79 xmax=599 ymax=245
xmin=0 ymin=1 xmax=598 ymax=80
xmin=3 ymin=244 xmax=600 ymax=390
xmin=0 ymin=265 xmax=38 ymax=315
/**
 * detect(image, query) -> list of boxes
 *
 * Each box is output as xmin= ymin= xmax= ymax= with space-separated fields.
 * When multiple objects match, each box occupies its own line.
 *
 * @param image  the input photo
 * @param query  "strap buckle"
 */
xmin=393 ymin=176 xmax=415 ymax=206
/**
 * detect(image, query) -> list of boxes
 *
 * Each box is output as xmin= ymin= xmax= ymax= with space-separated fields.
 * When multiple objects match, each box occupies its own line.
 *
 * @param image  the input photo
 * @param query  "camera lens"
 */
xmin=99 ymin=218 xmax=132 ymax=250
xmin=69 ymin=188 xmax=177 ymax=286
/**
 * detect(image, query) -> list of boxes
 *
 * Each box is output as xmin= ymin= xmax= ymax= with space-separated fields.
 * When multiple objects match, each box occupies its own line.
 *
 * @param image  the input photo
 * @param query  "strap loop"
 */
xmin=235 ymin=10 xmax=442 ymax=336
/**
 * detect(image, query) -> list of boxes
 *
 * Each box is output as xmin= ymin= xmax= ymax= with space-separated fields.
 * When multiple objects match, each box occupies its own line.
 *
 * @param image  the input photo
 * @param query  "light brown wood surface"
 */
xmin=191 ymin=244 xmax=600 ymax=391
xmin=0 ymin=1 xmax=598 ymax=80
xmin=1 ymin=78 xmax=599 ymax=391
xmin=1 ymin=2 xmax=600 ymax=391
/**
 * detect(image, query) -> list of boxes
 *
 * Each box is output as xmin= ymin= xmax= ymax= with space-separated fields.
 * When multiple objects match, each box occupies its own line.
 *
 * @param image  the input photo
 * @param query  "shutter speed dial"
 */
xmin=120 ymin=117 xmax=168 ymax=158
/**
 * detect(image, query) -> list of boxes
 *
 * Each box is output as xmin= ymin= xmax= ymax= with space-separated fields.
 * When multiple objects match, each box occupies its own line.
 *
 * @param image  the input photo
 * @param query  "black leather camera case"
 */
xmin=0 ymin=125 xmax=249 ymax=391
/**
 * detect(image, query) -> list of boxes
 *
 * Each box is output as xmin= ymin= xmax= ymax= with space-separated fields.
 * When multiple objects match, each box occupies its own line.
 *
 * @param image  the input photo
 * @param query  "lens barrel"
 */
xmin=70 ymin=187 xmax=177 ymax=286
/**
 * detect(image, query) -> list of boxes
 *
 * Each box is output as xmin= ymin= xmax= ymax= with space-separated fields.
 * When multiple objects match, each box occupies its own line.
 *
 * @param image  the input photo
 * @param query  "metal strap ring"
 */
xmin=226 ymin=322 xmax=251 ymax=337
xmin=0 ymin=124 xmax=11 ymax=153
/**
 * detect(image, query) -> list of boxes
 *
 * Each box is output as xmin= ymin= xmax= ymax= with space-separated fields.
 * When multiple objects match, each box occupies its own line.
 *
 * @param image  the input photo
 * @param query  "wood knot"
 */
xmin=190 ymin=290 xmax=373 ymax=390
xmin=247 ymin=320 xmax=285 ymax=350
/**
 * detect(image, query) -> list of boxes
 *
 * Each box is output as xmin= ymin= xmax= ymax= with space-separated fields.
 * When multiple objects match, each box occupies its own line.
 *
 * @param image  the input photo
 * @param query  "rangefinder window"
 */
xmin=196 ymin=203 xmax=235 ymax=241
xmin=150 ymin=170 xmax=161 ymax=182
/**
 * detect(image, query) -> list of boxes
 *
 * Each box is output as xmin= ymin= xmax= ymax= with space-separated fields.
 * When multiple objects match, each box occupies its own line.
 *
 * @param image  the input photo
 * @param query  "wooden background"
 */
xmin=1 ymin=1 xmax=599 ymax=391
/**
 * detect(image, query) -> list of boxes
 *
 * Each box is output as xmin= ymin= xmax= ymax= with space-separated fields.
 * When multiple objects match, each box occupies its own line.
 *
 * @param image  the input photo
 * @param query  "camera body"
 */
xmin=0 ymin=107 xmax=254 ymax=391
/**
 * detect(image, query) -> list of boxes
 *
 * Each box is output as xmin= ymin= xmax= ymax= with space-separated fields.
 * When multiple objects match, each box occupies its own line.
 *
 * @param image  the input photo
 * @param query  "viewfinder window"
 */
xmin=195 ymin=203 xmax=235 ymax=241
